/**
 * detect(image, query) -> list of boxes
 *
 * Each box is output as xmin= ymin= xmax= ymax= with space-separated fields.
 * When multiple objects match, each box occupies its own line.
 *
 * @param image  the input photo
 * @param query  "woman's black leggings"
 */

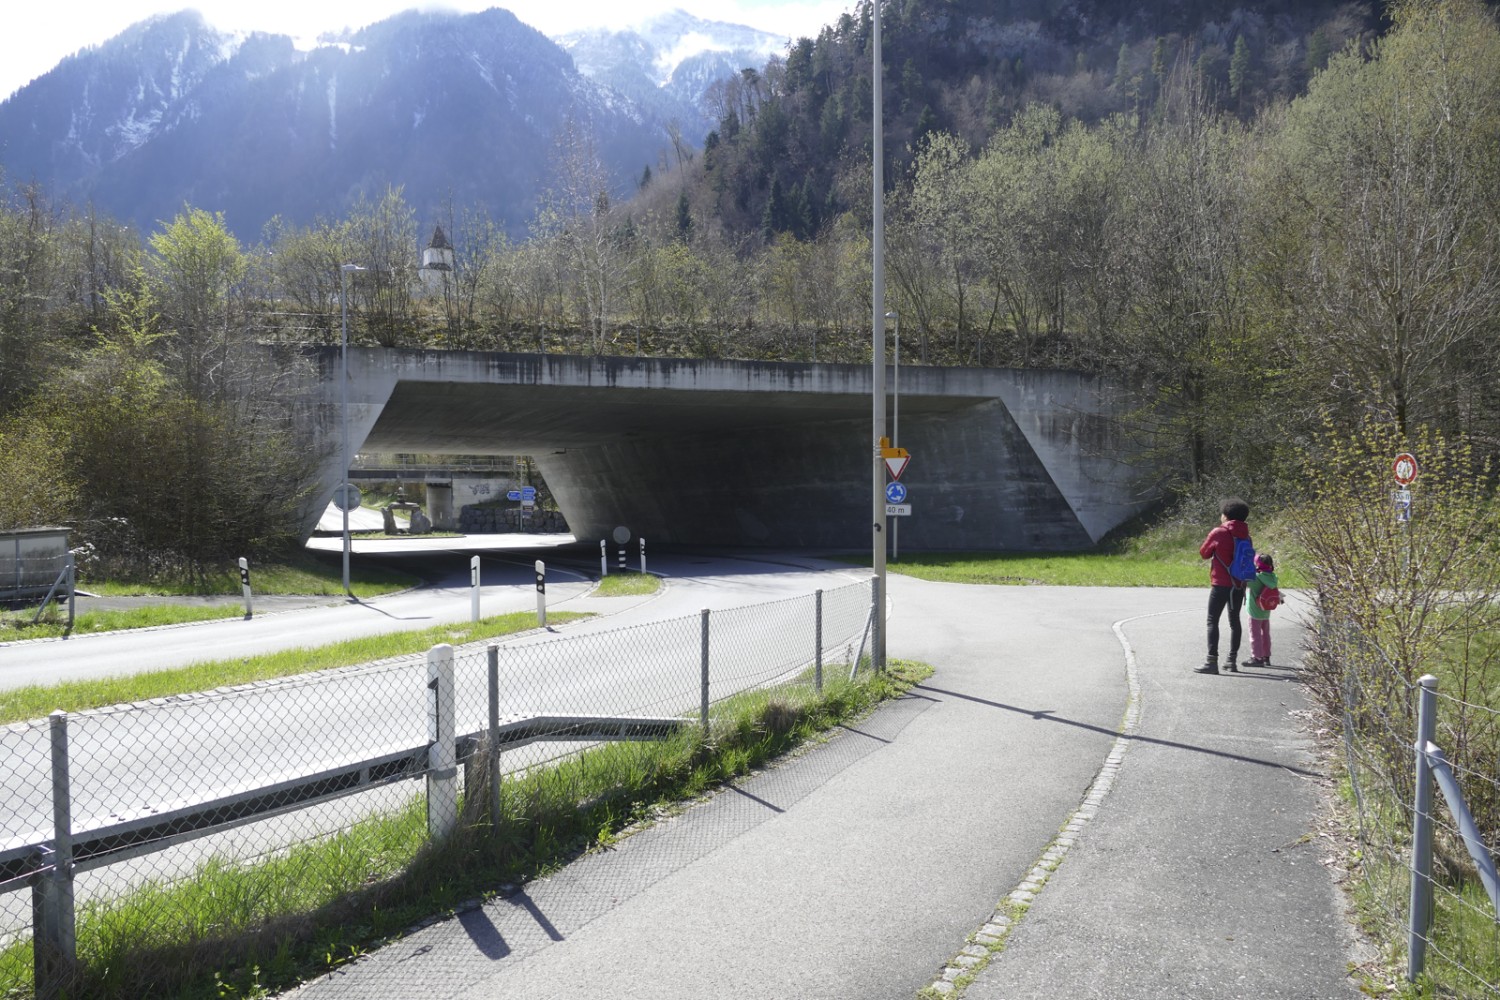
xmin=1207 ymin=584 xmax=1245 ymax=659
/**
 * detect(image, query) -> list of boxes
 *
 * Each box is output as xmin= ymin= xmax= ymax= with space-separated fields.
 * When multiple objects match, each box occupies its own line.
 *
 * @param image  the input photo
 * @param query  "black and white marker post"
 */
xmin=534 ymin=559 xmax=546 ymax=628
xmin=238 ymin=557 xmax=253 ymax=618
xmin=470 ymin=555 xmax=481 ymax=622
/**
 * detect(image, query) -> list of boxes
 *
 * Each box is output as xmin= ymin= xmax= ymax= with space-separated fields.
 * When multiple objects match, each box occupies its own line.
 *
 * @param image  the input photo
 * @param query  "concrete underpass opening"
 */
xmin=312 ymin=349 xmax=1160 ymax=551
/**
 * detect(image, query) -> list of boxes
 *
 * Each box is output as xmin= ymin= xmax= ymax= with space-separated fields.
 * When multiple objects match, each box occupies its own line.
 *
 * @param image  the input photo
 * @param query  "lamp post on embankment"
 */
xmin=870 ymin=0 xmax=888 ymax=671
xmin=339 ymin=263 xmax=366 ymax=598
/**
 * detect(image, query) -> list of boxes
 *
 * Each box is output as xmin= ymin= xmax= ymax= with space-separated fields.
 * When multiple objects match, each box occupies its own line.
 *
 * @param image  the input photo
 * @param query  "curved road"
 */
xmin=0 ymin=539 xmax=866 ymax=691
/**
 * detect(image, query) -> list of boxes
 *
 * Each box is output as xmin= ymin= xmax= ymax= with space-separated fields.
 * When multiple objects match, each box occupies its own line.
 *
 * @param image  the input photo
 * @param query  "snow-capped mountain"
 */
xmin=0 ymin=9 xmax=670 ymax=239
xmin=556 ymin=9 xmax=791 ymax=139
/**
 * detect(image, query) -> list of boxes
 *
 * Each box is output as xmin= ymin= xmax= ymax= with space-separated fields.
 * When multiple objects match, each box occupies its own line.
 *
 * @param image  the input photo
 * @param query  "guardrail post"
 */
xmin=488 ymin=644 xmax=501 ymax=834
xmin=1408 ymin=674 xmax=1438 ymax=982
xmin=815 ymin=589 xmax=824 ymax=696
xmin=700 ymin=609 xmax=711 ymax=730
xmin=427 ymin=644 xmax=457 ymax=841
xmin=34 ymin=710 xmax=76 ymax=998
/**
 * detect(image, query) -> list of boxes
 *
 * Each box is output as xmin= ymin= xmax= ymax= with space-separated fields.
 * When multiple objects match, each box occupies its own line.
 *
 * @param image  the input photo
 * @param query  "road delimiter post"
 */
xmin=535 ymin=560 xmax=546 ymax=628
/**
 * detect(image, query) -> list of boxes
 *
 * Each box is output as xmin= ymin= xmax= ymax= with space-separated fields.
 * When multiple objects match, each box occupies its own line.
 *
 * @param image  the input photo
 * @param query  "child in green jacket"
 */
xmin=1243 ymin=553 xmax=1280 ymax=668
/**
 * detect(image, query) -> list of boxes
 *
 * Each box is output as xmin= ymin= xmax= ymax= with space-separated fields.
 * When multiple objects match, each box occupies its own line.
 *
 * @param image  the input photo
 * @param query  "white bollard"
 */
xmin=639 ymin=536 xmax=647 ymax=576
xmin=238 ymin=557 xmax=253 ymax=618
xmin=600 ymin=539 xmax=608 ymax=577
xmin=470 ymin=555 xmax=481 ymax=622
xmin=535 ymin=559 xmax=546 ymax=628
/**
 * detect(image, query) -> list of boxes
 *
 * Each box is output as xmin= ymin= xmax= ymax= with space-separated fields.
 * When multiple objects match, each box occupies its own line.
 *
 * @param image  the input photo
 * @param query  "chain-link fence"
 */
xmin=1316 ymin=618 xmax=1500 ymax=996
xmin=0 ymin=577 xmax=874 ymax=997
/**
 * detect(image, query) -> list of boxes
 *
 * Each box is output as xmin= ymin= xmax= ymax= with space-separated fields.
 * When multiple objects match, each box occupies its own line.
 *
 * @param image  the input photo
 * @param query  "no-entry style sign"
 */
xmin=1392 ymin=453 xmax=1419 ymax=485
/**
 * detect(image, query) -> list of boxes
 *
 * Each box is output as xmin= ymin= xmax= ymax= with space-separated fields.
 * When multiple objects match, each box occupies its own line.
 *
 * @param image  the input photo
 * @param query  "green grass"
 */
xmin=0 ymin=659 xmax=930 ymax=999
xmin=841 ymin=516 xmax=1309 ymax=588
xmin=0 ymin=610 xmax=588 ymax=726
xmin=1 ymin=603 xmax=248 ymax=641
xmin=594 ymin=571 xmax=661 ymax=597
xmin=81 ymin=550 xmax=418 ymax=598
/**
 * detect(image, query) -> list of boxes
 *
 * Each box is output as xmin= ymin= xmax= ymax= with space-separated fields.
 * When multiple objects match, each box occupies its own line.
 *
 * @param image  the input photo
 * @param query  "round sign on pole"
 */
xmin=1393 ymin=453 xmax=1419 ymax=485
xmin=612 ymin=525 xmax=631 ymax=544
xmin=333 ymin=484 xmax=363 ymax=512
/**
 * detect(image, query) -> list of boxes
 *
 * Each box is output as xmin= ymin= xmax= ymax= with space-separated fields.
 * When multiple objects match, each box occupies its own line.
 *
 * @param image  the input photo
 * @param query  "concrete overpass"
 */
xmin=309 ymin=349 xmax=1160 ymax=551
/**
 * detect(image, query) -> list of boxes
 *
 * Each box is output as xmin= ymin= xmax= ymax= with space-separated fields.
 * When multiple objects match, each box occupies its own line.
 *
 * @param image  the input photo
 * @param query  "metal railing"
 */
xmin=0 ymin=578 xmax=874 ymax=997
xmin=1320 ymin=620 xmax=1500 ymax=996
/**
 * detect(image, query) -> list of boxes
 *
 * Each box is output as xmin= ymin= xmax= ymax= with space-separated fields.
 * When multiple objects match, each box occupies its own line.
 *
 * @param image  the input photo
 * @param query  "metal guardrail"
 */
xmin=0 ymin=714 xmax=684 ymax=892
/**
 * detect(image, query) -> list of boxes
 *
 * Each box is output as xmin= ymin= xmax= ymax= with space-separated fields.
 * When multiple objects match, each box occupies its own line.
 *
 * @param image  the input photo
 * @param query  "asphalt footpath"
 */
xmin=282 ymin=577 xmax=1369 ymax=1000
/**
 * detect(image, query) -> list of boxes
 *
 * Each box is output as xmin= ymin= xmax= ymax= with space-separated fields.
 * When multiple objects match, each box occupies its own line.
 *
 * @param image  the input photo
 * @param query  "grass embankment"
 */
xmin=853 ymin=516 xmax=1308 ymax=588
xmin=0 ymin=658 xmax=929 ymax=1000
xmin=0 ymin=611 xmax=586 ymax=726
xmin=593 ymin=570 xmax=661 ymax=597
xmin=1 ymin=552 xmax=418 ymax=641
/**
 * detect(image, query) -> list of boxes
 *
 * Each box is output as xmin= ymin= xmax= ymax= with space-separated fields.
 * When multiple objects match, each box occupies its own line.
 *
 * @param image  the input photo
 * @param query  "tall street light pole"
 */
xmin=870 ymin=0 xmax=887 ymax=672
xmin=339 ymin=263 xmax=366 ymax=598
xmin=886 ymin=310 xmax=899 ymax=562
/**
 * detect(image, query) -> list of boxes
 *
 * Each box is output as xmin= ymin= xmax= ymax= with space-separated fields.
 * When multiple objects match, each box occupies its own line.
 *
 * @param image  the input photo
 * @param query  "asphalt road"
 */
xmin=276 ymin=580 xmax=1362 ymax=1000
xmin=0 ymin=538 xmax=859 ymax=690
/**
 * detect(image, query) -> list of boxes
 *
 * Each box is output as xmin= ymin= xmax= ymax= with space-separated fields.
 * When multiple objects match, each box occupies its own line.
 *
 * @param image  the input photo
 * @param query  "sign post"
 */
xmin=1393 ymin=452 xmax=1419 ymax=524
xmin=881 ymin=442 xmax=911 ymax=561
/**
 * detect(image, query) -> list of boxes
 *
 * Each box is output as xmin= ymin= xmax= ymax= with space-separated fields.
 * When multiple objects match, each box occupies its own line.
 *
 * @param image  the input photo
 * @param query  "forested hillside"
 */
xmin=1 ymin=0 xmax=1497 ymax=572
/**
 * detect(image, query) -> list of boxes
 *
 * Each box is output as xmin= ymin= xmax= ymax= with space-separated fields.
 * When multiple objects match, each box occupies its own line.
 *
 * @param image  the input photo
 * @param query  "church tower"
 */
xmin=418 ymin=225 xmax=455 ymax=294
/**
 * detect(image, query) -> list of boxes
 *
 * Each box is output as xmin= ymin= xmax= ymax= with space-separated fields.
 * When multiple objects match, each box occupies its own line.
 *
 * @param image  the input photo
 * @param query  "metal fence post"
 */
xmin=700 ymin=608 xmax=711 ymax=730
xmin=427 ymin=644 xmax=458 ymax=841
xmin=34 ymin=710 xmax=76 ymax=998
xmin=65 ymin=553 xmax=75 ymax=629
xmin=815 ymin=589 xmax=824 ymax=696
xmin=1408 ymin=674 xmax=1439 ymax=982
xmin=488 ymin=644 xmax=501 ymax=834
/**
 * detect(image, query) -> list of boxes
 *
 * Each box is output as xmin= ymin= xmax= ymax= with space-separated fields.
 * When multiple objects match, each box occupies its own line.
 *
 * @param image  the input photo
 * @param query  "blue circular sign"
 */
xmin=885 ymin=481 xmax=907 ymax=504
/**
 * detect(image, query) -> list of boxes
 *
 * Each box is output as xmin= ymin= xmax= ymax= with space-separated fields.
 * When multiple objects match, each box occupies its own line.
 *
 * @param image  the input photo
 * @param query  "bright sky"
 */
xmin=3 ymin=0 xmax=853 ymax=102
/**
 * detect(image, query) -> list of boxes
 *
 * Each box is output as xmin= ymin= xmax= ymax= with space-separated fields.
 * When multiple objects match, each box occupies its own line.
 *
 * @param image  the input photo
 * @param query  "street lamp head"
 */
xmin=885 ymin=311 xmax=896 ymax=320
xmin=341 ymin=263 xmax=366 ymax=274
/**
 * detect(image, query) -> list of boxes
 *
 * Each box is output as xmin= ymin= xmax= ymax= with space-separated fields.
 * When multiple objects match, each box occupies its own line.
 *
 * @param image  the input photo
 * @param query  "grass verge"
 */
xmin=0 ymin=603 xmax=248 ymax=641
xmin=0 ymin=659 xmax=930 ymax=999
xmin=839 ymin=514 xmax=1307 ymax=588
xmin=77 ymin=550 xmax=419 ymax=599
xmin=593 ymin=571 xmax=662 ymax=597
xmin=0 ymin=610 xmax=588 ymax=726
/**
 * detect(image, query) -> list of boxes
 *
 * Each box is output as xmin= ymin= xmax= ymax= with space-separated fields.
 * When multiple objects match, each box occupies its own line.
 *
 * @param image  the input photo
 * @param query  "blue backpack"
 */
xmin=1224 ymin=537 xmax=1258 ymax=582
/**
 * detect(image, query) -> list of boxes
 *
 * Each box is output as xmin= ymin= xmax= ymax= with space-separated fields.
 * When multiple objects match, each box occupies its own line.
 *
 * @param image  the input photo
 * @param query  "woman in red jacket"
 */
xmin=1195 ymin=497 xmax=1252 ymax=675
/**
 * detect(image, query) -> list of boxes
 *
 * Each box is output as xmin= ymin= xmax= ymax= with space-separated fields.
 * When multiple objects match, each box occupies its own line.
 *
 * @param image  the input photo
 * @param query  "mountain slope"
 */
xmin=0 ymin=9 xmax=667 ymax=238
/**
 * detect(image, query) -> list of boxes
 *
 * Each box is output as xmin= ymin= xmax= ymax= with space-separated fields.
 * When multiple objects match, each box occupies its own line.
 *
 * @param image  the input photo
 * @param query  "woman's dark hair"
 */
xmin=1221 ymin=497 xmax=1250 ymax=521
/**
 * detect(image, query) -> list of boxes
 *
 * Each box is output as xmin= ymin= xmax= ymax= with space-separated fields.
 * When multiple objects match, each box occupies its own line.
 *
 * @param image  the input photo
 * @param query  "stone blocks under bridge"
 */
xmin=310 ymin=349 xmax=1160 ymax=551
